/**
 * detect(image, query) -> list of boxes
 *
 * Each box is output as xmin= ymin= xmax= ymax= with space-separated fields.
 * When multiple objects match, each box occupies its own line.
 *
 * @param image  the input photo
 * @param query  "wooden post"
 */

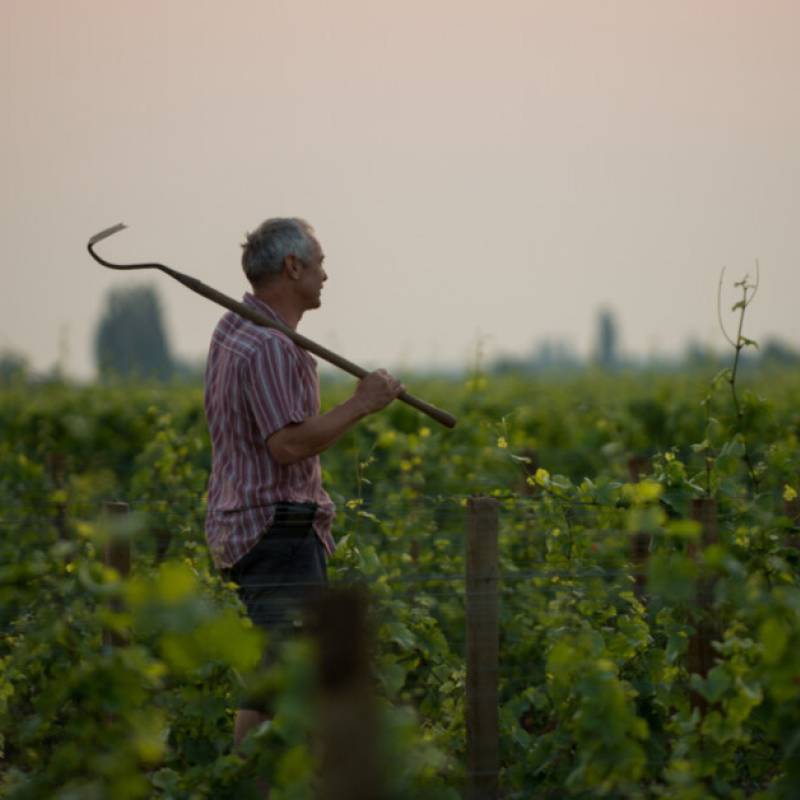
xmin=784 ymin=497 xmax=800 ymax=550
xmin=154 ymin=526 xmax=172 ymax=563
xmin=627 ymin=455 xmax=652 ymax=601
xmin=627 ymin=454 xmax=651 ymax=483
xmin=46 ymin=452 xmax=68 ymax=540
xmin=102 ymin=501 xmax=130 ymax=649
xmin=630 ymin=532 xmax=650 ymax=602
xmin=465 ymin=497 xmax=499 ymax=800
xmin=314 ymin=587 xmax=383 ymax=800
xmin=688 ymin=498 xmax=718 ymax=711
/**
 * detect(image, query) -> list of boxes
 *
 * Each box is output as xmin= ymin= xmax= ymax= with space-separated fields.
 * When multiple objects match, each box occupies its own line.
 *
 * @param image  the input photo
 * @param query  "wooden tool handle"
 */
xmin=168 ymin=269 xmax=458 ymax=429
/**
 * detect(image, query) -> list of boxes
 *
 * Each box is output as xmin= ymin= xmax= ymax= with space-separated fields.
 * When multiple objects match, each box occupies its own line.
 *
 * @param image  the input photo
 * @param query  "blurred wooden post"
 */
xmin=627 ymin=455 xmax=651 ymax=483
xmin=410 ymin=494 xmax=422 ymax=564
xmin=154 ymin=525 xmax=172 ymax=563
xmin=630 ymin=532 xmax=651 ymax=601
xmin=465 ymin=497 xmax=499 ymax=800
xmin=102 ymin=501 xmax=130 ymax=649
xmin=46 ymin=452 xmax=68 ymax=541
xmin=627 ymin=455 xmax=652 ymax=601
xmin=784 ymin=496 xmax=800 ymax=550
xmin=688 ymin=498 xmax=718 ymax=711
xmin=315 ymin=587 xmax=383 ymax=800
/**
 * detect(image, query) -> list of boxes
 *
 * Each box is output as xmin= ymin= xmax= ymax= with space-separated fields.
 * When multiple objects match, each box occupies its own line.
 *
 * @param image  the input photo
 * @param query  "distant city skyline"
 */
xmin=7 ymin=280 xmax=789 ymax=383
xmin=3 ymin=0 xmax=799 ymax=380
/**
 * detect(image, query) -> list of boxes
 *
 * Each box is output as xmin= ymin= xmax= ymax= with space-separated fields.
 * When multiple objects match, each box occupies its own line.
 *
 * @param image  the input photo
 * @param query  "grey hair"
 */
xmin=241 ymin=217 xmax=315 ymax=286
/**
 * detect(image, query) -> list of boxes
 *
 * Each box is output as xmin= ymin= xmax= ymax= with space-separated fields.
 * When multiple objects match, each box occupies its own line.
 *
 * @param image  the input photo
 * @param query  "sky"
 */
xmin=2 ymin=0 xmax=799 ymax=379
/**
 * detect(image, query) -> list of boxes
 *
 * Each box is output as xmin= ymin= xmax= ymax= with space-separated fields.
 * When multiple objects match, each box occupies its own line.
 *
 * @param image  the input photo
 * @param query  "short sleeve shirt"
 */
xmin=204 ymin=294 xmax=336 ymax=569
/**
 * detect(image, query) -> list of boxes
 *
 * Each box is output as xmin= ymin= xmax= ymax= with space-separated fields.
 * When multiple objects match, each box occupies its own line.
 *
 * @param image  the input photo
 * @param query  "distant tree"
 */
xmin=683 ymin=338 xmax=723 ymax=370
xmin=94 ymin=285 xmax=173 ymax=380
xmin=172 ymin=355 xmax=207 ymax=383
xmin=529 ymin=339 xmax=582 ymax=372
xmin=760 ymin=338 xmax=800 ymax=366
xmin=593 ymin=308 xmax=619 ymax=369
xmin=0 ymin=350 xmax=29 ymax=385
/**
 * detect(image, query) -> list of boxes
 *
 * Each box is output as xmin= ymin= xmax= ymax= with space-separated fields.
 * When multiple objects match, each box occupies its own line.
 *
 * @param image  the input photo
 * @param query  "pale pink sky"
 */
xmin=2 ymin=0 xmax=799 ymax=377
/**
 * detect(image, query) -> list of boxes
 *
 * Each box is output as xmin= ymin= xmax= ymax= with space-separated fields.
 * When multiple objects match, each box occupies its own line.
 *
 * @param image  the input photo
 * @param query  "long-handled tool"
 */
xmin=88 ymin=223 xmax=457 ymax=429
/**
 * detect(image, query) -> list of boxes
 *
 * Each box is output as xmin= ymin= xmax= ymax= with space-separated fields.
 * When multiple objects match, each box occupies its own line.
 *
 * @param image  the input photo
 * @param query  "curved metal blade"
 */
xmin=88 ymin=223 xmax=127 ymax=247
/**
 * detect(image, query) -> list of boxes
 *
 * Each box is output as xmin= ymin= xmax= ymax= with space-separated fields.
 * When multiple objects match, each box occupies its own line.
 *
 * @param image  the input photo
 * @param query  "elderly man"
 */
xmin=204 ymin=217 xmax=403 ymax=756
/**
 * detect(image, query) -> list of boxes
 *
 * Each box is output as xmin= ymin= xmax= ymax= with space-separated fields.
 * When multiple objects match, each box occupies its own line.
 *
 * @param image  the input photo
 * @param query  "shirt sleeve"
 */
xmin=242 ymin=335 xmax=308 ymax=441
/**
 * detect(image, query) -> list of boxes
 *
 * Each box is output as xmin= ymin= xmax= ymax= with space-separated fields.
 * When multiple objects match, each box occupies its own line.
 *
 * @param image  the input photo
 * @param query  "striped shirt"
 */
xmin=203 ymin=293 xmax=336 ymax=569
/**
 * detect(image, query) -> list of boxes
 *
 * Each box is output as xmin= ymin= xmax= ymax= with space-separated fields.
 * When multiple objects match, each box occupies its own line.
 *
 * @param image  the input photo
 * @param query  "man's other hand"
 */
xmin=354 ymin=369 xmax=405 ymax=415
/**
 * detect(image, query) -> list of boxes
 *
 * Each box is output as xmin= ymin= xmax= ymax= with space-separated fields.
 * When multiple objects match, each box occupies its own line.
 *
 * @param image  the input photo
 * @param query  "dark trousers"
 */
xmin=224 ymin=502 xmax=327 ymax=711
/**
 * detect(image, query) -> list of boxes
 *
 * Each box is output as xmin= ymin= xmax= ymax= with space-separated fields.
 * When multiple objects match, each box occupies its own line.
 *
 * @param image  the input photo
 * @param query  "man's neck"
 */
xmin=252 ymin=287 xmax=303 ymax=330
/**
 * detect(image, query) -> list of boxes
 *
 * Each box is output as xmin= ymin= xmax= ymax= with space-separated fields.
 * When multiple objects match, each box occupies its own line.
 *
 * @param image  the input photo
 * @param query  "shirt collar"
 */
xmin=243 ymin=293 xmax=290 ymax=328
xmin=242 ymin=292 xmax=317 ymax=367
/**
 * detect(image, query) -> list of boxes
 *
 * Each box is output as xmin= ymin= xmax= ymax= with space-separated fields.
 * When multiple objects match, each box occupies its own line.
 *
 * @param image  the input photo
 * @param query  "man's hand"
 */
xmin=353 ymin=369 xmax=405 ymax=415
xmin=267 ymin=369 xmax=405 ymax=465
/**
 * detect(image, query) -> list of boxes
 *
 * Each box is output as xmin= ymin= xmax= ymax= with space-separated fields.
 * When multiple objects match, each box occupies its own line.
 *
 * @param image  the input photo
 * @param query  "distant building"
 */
xmin=593 ymin=308 xmax=619 ymax=369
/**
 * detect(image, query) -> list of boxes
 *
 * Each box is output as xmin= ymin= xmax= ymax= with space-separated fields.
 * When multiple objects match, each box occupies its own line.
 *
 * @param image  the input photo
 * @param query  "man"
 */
xmin=204 ymin=217 xmax=404 ymax=755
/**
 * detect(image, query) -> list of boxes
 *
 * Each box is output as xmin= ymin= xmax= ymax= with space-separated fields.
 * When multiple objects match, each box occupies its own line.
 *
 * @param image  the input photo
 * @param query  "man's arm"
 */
xmin=267 ymin=369 xmax=404 ymax=465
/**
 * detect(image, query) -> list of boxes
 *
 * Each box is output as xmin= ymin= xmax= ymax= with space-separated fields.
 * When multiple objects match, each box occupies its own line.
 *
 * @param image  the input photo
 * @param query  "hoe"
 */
xmin=88 ymin=223 xmax=456 ymax=429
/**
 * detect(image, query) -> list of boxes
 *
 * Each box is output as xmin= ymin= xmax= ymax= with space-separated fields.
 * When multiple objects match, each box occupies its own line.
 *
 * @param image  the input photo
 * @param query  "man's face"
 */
xmin=296 ymin=236 xmax=327 ymax=310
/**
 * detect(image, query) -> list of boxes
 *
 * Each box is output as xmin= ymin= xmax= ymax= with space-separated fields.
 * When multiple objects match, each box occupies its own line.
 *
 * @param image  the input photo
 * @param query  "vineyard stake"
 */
xmin=784 ymin=495 xmax=800 ymax=550
xmin=87 ymin=224 xmax=456 ymax=430
xmin=465 ymin=496 xmax=499 ymax=800
xmin=312 ymin=587 xmax=383 ymax=800
xmin=102 ymin=501 xmax=131 ymax=650
xmin=627 ymin=455 xmax=652 ymax=601
xmin=688 ymin=497 xmax=719 ymax=712
xmin=46 ymin=452 xmax=68 ymax=541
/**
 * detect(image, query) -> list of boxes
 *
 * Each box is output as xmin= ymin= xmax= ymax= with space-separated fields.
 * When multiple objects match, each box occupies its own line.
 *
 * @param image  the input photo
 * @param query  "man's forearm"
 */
xmin=267 ymin=396 xmax=370 ymax=465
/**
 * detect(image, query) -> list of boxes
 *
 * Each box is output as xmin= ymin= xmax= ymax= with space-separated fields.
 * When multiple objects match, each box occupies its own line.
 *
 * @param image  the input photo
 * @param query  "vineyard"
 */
xmin=2 ymin=364 xmax=800 ymax=799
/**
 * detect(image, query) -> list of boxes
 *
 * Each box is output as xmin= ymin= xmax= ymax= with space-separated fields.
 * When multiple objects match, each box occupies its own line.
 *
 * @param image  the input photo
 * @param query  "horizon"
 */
xmin=5 ymin=287 xmax=794 ymax=385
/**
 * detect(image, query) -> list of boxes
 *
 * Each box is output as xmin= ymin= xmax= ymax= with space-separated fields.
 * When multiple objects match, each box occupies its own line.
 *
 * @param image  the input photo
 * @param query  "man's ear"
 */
xmin=284 ymin=254 xmax=301 ymax=280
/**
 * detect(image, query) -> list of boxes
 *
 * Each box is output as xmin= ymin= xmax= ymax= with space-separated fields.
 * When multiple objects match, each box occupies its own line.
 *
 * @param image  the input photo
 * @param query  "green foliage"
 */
xmin=3 ymin=368 xmax=800 ymax=796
